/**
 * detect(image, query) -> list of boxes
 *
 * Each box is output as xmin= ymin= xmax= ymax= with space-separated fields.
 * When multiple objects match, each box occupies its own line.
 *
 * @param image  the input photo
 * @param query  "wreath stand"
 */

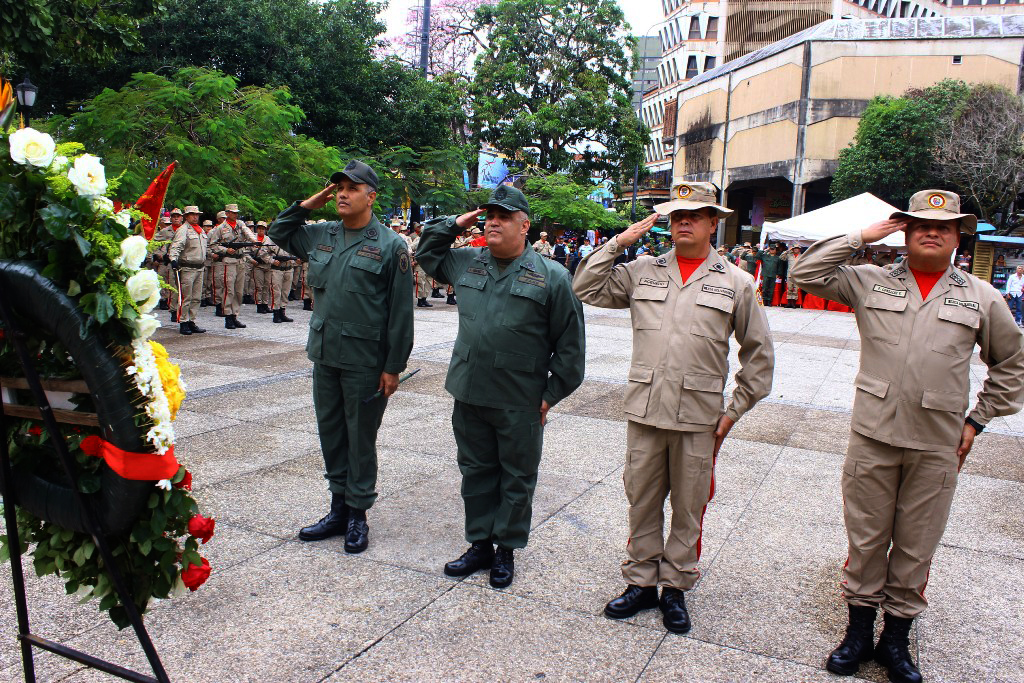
xmin=0 ymin=290 xmax=171 ymax=683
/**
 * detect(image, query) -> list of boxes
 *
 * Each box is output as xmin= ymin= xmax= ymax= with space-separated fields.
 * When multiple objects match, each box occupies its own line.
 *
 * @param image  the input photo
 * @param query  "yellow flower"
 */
xmin=149 ymin=341 xmax=185 ymax=420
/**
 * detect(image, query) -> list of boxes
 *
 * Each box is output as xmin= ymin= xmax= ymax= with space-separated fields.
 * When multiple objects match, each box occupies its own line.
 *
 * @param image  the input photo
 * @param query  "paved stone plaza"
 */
xmin=2 ymin=301 xmax=1022 ymax=682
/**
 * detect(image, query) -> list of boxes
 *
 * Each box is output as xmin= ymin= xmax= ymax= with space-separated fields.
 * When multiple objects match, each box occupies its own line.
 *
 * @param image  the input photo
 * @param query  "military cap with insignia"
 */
xmin=481 ymin=184 xmax=530 ymax=216
xmin=890 ymin=189 xmax=977 ymax=235
xmin=330 ymin=160 xmax=379 ymax=190
xmin=655 ymin=180 xmax=732 ymax=218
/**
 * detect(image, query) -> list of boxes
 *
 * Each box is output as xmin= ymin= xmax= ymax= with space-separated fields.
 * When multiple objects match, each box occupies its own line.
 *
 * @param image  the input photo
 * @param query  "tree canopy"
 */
xmin=524 ymin=173 xmax=624 ymax=232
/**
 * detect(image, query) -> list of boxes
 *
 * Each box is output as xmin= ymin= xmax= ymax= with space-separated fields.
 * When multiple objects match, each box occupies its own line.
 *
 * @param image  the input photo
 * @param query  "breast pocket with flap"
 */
xmin=631 ymin=286 xmax=668 ymax=330
xmin=861 ymin=293 xmax=908 ymax=345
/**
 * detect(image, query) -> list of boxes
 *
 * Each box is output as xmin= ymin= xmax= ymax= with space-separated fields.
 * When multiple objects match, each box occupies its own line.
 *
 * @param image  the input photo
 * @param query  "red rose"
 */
xmin=27 ymin=426 xmax=42 ymax=436
xmin=187 ymin=514 xmax=215 ymax=544
xmin=174 ymin=470 xmax=192 ymax=490
xmin=180 ymin=557 xmax=211 ymax=592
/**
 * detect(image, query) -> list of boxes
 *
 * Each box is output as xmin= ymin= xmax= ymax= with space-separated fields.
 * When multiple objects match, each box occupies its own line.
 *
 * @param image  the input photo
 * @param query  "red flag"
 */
xmin=135 ymin=162 xmax=177 ymax=239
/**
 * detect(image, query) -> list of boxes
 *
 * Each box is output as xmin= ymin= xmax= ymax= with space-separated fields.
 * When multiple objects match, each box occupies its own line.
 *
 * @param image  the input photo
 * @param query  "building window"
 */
xmin=706 ymin=17 xmax=719 ymax=39
xmin=688 ymin=17 xmax=702 ymax=39
xmin=952 ymin=55 xmax=963 ymax=64
xmin=704 ymin=56 xmax=717 ymax=71
xmin=685 ymin=55 xmax=698 ymax=79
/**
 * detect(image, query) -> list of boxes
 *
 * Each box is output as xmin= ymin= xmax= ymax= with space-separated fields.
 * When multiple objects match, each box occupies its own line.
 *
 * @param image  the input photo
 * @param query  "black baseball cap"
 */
xmin=481 ymin=185 xmax=530 ymax=216
xmin=330 ymin=160 xmax=379 ymax=190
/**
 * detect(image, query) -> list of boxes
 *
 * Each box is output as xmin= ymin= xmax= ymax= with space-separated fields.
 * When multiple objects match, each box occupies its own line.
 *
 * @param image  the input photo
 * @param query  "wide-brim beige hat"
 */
xmin=170 ymin=207 xmax=183 ymax=215
xmin=216 ymin=211 xmax=227 ymax=219
xmin=655 ymin=181 xmax=732 ymax=218
xmin=890 ymin=190 xmax=977 ymax=235
xmin=202 ymin=220 xmax=213 ymax=226
xmin=183 ymin=205 xmax=200 ymax=215
xmin=224 ymin=203 xmax=240 ymax=213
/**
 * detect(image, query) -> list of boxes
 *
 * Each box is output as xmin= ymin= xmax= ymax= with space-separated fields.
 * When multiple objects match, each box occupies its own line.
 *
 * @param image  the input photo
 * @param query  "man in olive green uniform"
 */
xmin=269 ymin=160 xmax=413 ymax=554
xmin=417 ymin=186 xmax=586 ymax=588
xmin=208 ymin=203 xmax=258 ymax=329
xmin=574 ymin=182 xmax=774 ymax=635
xmin=744 ymin=243 xmax=783 ymax=305
xmin=792 ymin=190 xmax=1024 ymax=683
xmin=168 ymin=206 xmax=208 ymax=335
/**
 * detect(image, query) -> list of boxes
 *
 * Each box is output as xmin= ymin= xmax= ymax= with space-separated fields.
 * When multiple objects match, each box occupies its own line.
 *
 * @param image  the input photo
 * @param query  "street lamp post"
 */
xmin=14 ymin=76 xmax=37 ymax=127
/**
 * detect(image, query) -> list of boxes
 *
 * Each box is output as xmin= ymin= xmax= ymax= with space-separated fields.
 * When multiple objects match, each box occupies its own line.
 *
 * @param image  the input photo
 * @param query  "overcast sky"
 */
xmin=380 ymin=1 xmax=665 ymax=42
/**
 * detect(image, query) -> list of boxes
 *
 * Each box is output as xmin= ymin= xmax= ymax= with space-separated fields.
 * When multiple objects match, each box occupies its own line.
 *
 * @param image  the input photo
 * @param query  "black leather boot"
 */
xmin=827 ymin=605 xmax=876 ymax=675
xmin=200 ymin=298 xmax=211 ymax=307
xmin=489 ymin=546 xmax=514 ymax=588
xmin=272 ymin=308 xmax=283 ymax=323
xmin=604 ymin=585 xmax=659 ymax=619
xmin=188 ymin=321 xmax=206 ymax=334
xmin=446 ymin=293 xmax=457 ymax=305
xmin=303 ymin=298 xmax=313 ymax=311
xmin=430 ymin=288 xmax=443 ymax=299
xmin=417 ymin=298 xmax=433 ymax=308
xmin=443 ymin=541 xmax=495 ymax=577
xmin=298 ymin=493 xmax=348 ymax=541
xmin=224 ymin=314 xmax=236 ymax=329
xmin=660 ymin=587 xmax=691 ymax=634
xmin=243 ymin=294 xmax=254 ymax=304
xmin=257 ymin=303 xmax=269 ymax=314
xmin=170 ymin=310 xmax=178 ymax=323
xmin=179 ymin=321 xmax=192 ymax=335
xmin=215 ymin=303 xmax=224 ymax=317
xmin=288 ymin=291 xmax=297 ymax=301
xmin=279 ymin=308 xmax=293 ymax=322
xmin=158 ymin=299 xmax=169 ymax=310
xmin=232 ymin=315 xmax=246 ymax=328
xmin=875 ymin=613 xmax=922 ymax=683
xmin=344 ymin=507 xmax=369 ymax=554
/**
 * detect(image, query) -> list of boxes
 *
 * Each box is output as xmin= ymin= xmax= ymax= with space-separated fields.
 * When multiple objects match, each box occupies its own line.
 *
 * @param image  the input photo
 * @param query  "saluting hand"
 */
xmin=301 ymin=183 xmax=338 ymax=211
xmin=456 ymin=208 xmax=485 ymax=230
xmin=861 ymin=218 xmax=907 ymax=244
xmin=615 ymin=213 xmax=660 ymax=248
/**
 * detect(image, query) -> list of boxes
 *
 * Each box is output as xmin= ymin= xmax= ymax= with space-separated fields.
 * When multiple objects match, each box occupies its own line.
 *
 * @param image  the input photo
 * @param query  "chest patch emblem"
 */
xmin=316 ymin=244 xmax=333 ymax=253
xmin=949 ymin=271 xmax=966 ymax=286
xmin=702 ymin=284 xmax=735 ymax=298
xmin=944 ymin=297 xmax=979 ymax=311
xmin=467 ymin=267 xmax=487 ymax=276
xmin=888 ymin=266 xmax=906 ymax=278
xmin=356 ymin=246 xmax=382 ymax=262
xmin=711 ymin=262 xmax=725 ymax=272
xmin=639 ymin=277 xmax=669 ymax=288
xmin=365 ymin=227 xmax=378 ymax=239
xmin=872 ymin=284 xmax=907 ymax=298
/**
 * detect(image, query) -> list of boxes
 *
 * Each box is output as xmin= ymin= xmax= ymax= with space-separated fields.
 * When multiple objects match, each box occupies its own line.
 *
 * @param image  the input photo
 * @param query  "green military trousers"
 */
xmin=452 ymin=401 xmax=544 ymax=549
xmin=312 ymin=363 xmax=388 ymax=510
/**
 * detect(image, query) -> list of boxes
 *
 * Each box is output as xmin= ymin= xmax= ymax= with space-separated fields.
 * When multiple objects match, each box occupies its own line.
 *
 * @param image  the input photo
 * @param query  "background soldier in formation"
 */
xmin=201 ymin=219 xmax=215 ymax=306
xmin=792 ymin=190 xmax=1024 ymax=683
xmin=208 ymin=203 xmax=258 ymax=329
xmin=252 ymin=221 xmax=274 ymax=314
xmin=168 ymin=206 xmax=208 ymax=335
xmin=574 ymin=182 xmax=774 ymax=635
xmin=532 ymin=231 xmax=553 ymax=258
xmin=269 ymin=160 xmax=413 ymax=554
xmin=153 ymin=215 xmax=175 ymax=312
xmin=267 ymin=236 xmax=297 ymax=323
xmin=417 ymin=185 xmax=586 ymax=589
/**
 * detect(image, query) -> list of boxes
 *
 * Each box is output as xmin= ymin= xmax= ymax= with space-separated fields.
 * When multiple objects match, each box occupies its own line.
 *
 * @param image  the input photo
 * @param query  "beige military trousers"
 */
xmin=213 ymin=261 xmax=246 ymax=315
xmin=253 ymin=267 xmax=272 ymax=306
xmin=270 ymin=269 xmax=292 ymax=309
xmin=176 ymin=268 xmax=204 ymax=322
xmin=842 ymin=430 xmax=959 ymax=618
xmin=622 ymin=421 xmax=716 ymax=590
xmin=243 ymin=260 xmax=255 ymax=297
xmin=414 ymin=265 xmax=431 ymax=299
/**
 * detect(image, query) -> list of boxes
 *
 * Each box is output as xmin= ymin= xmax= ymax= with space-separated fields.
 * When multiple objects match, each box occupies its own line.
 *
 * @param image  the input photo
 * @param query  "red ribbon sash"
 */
xmin=80 ymin=435 xmax=180 ymax=480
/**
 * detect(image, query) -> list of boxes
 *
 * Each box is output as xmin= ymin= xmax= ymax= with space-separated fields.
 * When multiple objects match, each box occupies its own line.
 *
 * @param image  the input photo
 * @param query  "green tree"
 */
xmin=50 ymin=67 xmax=343 ymax=218
xmin=831 ymin=79 xmax=970 ymax=206
xmin=524 ymin=173 xmax=624 ymax=233
xmin=469 ymin=0 xmax=648 ymax=181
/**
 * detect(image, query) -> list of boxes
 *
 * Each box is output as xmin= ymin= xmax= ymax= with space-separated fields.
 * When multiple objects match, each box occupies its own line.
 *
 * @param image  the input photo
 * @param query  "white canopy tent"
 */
xmin=758 ymin=193 xmax=906 ymax=249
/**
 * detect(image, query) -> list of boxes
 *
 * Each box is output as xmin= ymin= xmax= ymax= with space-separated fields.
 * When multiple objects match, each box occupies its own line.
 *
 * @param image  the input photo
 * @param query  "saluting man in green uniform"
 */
xmin=269 ymin=160 xmax=414 ymax=554
xmin=417 ymin=185 xmax=586 ymax=588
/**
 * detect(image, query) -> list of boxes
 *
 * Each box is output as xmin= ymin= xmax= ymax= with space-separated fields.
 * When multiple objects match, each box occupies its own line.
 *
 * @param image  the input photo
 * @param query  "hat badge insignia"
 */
xmin=677 ymin=186 xmax=692 ymax=199
xmin=927 ymin=193 xmax=946 ymax=209
xmin=345 ymin=161 xmax=357 ymax=171
xmin=494 ymin=186 xmax=507 ymax=200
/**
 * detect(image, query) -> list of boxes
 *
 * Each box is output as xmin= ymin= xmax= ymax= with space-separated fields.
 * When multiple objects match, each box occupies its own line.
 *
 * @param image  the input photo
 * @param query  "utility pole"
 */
xmin=419 ymin=0 xmax=432 ymax=76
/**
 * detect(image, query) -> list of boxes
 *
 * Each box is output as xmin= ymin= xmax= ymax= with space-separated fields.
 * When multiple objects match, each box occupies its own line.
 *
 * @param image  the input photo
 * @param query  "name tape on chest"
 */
xmin=467 ymin=267 xmax=487 ymax=276
xmin=702 ymin=284 xmax=735 ymax=299
xmin=872 ymin=284 xmax=907 ymax=298
xmin=639 ymin=277 xmax=669 ymax=288
xmin=517 ymin=271 xmax=547 ymax=288
xmin=316 ymin=244 xmax=333 ymax=253
xmin=944 ymin=297 xmax=979 ymax=311
xmin=356 ymin=246 xmax=382 ymax=262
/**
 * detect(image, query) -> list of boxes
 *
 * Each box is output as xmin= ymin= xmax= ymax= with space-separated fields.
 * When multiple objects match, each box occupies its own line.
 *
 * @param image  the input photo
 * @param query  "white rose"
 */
xmin=118 ymin=235 xmax=149 ymax=270
xmin=8 ymin=128 xmax=56 ymax=168
xmin=138 ymin=291 xmax=160 ymax=314
xmin=134 ymin=314 xmax=160 ymax=340
xmin=126 ymin=269 xmax=160 ymax=302
xmin=93 ymin=196 xmax=114 ymax=214
xmin=114 ymin=210 xmax=132 ymax=228
xmin=67 ymin=154 xmax=107 ymax=196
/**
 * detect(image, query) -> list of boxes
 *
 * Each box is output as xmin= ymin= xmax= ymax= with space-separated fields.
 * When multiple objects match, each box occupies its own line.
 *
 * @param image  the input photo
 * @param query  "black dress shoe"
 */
xmin=231 ymin=315 xmax=247 ymax=328
xmin=604 ymin=585 xmax=659 ymax=619
xmin=298 ymin=494 xmax=348 ymax=541
xmin=188 ymin=321 xmax=206 ymax=334
xmin=443 ymin=541 xmax=494 ymax=577
xmin=827 ymin=605 xmax=876 ymax=676
xmin=344 ymin=508 xmax=369 ymax=554
xmin=489 ymin=546 xmax=514 ymax=588
xmin=660 ymin=587 xmax=691 ymax=634
xmin=875 ymin=613 xmax=922 ymax=683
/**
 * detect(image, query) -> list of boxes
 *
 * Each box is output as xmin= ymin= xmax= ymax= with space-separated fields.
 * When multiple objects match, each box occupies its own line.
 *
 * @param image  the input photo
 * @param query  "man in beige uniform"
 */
xmin=208 ymin=203 xmax=258 ymax=329
xmin=251 ymin=221 xmax=274 ymax=314
xmin=409 ymin=223 xmax=433 ymax=308
xmin=573 ymin=182 xmax=775 ymax=634
xmin=168 ymin=206 xmax=208 ymax=335
xmin=791 ymin=190 xmax=1024 ymax=683
xmin=152 ymin=215 xmax=176 ymax=312
xmin=532 ymin=231 xmax=553 ymax=258
xmin=201 ymin=219 xmax=215 ymax=306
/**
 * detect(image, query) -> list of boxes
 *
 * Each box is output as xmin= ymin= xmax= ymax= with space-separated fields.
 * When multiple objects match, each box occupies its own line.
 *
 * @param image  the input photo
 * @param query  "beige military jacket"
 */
xmin=791 ymin=231 xmax=1024 ymax=450
xmin=151 ymin=226 xmax=175 ymax=264
xmin=573 ymin=237 xmax=775 ymax=432
xmin=168 ymin=223 xmax=208 ymax=268
xmin=533 ymin=239 xmax=554 ymax=258
xmin=207 ymin=220 xmax=258 ymax=263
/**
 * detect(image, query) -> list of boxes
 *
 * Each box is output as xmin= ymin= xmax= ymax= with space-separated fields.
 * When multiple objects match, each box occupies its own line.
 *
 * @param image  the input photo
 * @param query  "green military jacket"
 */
xmin=745 ymin=250 xmax=782 ymax=279
xmin=269 ymin=202 xmax=413 ymax=374
xmin=416 ymin=215 xmax=586 ymax=412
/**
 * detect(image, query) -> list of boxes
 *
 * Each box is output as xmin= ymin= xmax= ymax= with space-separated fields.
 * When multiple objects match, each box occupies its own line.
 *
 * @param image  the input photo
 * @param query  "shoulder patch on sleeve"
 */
xmin=398 ymin=251 xmax=410 ymax=274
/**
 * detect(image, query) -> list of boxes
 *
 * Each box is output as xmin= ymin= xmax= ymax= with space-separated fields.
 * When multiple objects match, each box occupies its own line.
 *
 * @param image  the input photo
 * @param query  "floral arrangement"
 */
xmin=0 ymin=77 xmax=213 ymax=629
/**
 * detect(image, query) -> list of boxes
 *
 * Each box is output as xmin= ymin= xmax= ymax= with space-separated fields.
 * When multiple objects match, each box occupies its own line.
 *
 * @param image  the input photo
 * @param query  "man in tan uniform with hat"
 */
xmin=168 ymin=206 xmax=208 ymax=335
xmin=251 ymin=221 xmax=274 ymax=314
xmin=532 ymin=231 xmax=553 ymax=258
xmin=791 ymin=190 xmax=1024 ymax=683
xmin=573 ymin=181 xmax=775 ymax=634
xmin=201 ymin=219 xmax=215 ymax=306
xmin=208 ymin=203 xmax=258 ymax=329
xmin=152 ymin=215 xmax=175 ymax=311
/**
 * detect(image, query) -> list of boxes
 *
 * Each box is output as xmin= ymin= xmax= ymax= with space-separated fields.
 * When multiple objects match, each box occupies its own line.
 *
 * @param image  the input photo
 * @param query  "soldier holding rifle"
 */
xmin=208 ymin=203 xmax=258 ymax=329
xmin=168 ymin=205 xmax=208 ymax=336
